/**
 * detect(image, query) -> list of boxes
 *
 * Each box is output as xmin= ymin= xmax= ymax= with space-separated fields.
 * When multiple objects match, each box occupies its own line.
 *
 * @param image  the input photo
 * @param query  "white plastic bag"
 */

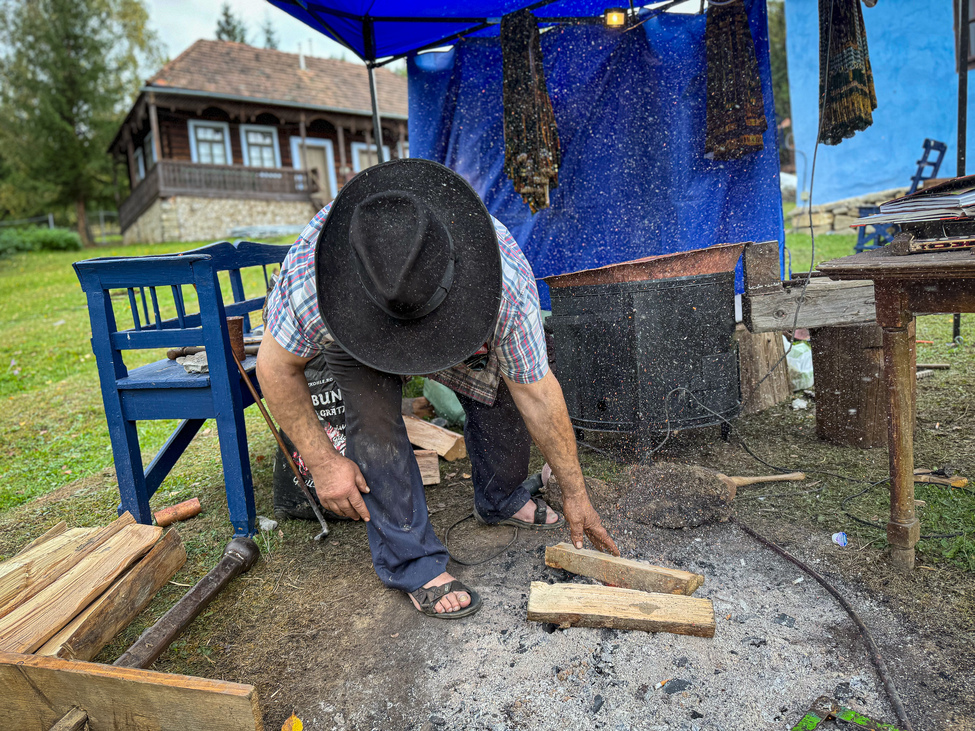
xmin=783 ymin=336 xmax=814 ymax=392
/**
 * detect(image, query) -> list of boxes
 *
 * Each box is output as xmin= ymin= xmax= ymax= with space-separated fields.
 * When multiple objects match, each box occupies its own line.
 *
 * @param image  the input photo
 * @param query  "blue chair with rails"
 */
xmin=74 ymin=240 xmax=291 ymax=536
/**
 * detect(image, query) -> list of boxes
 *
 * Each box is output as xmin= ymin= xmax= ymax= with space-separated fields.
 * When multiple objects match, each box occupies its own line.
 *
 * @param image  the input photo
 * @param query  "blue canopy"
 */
xmin=265 ymin=1 xmax=644 ymax=61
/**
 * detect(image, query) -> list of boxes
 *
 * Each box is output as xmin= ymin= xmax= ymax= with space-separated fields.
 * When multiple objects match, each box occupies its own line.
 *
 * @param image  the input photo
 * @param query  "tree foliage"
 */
xmin=767 ymin=0 xmax=791 ymax=128
xmin=0 ymin=0 xmax=160 ymax=244
xmin=262 ymin=16 xmax=279 ymax=50
xmin=216 ymin=2 xmax=249 ymax=44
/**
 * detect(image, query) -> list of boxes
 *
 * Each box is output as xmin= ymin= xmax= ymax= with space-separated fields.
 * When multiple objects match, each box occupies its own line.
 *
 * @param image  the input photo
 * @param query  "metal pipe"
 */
xmin=113 ymin=537 xmax=259 ymax=669
xmin=368 ymin=65 xmax=385 ymax=163
xmin=957 ymin=0 xmax=969 ymax=342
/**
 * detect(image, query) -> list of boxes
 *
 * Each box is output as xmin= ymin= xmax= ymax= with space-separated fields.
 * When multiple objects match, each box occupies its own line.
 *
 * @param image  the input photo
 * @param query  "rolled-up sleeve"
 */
xmin=495 ymin=276 xmax=549 ymax=384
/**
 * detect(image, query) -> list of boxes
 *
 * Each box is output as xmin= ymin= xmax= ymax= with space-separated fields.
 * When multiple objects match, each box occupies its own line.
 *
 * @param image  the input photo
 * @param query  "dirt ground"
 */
xmin=3 ymin=396 xmax=974 ymax=730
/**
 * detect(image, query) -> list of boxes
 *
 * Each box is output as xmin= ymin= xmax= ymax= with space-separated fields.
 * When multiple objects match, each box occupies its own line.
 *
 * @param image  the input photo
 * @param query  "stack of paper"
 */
xmin=855 ymin=175 xmax=975 ymax=226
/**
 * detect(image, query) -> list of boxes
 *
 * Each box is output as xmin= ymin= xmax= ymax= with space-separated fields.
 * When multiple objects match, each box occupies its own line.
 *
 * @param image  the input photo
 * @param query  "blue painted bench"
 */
xmin=74 ymin=240 xmax=292 ymax=535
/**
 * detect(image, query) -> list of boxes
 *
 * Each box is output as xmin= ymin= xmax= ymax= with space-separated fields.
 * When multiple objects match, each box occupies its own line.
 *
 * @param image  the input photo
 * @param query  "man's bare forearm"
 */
xmin=502 ymin=371 xmax=586 ymax=497
xmin=255 ymin=332 xmax=338 ymax=471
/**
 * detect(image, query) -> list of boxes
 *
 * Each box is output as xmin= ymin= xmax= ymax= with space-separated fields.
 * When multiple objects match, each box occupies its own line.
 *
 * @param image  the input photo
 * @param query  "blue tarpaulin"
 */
xmin=408 ymin=1 xmax=783 ymax=307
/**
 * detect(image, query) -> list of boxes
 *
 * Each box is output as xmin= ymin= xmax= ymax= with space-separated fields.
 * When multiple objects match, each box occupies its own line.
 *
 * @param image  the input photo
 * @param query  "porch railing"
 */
xmin=119 ymin=160 xmax=317 ymax=232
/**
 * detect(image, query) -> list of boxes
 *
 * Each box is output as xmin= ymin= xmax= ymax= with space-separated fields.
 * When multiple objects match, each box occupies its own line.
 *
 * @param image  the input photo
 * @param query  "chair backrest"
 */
xmin=73 ymin=240 xmax=291 ymax=379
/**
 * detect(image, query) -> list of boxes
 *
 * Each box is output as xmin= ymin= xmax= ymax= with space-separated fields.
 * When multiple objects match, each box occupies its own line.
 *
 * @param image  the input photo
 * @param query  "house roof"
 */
xmin=146 ymin=39 xmax=408 ymax=117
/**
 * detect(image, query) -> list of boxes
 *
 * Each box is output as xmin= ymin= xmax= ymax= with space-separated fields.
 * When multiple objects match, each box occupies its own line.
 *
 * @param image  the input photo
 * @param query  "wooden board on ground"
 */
xmin=0 ymin=651 xmax=263 ymax=731
xmin=526 ymin=582 xmax=715 ymax=637
xmin=37 ymin=529 xmax=187 ymax=661
xmin=403 ymin=414 xmax=466 ymax=461
xmin=413 ymin=450 xmax=441 ymax=486
xmin=545 ymin=543 xmax=704 ymax=596
xmin=0 ymin=523 xmax=162 ymax=653
xmin=0 ymin=528 xmax=99 ymax=619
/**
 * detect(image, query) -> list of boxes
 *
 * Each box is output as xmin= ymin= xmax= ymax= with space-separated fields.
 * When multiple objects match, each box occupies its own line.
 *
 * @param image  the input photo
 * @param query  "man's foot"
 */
xmin=511 ymin=497 xmax=559 ymax=525
xmin=408 ymin=572 xmax=475 ymax=615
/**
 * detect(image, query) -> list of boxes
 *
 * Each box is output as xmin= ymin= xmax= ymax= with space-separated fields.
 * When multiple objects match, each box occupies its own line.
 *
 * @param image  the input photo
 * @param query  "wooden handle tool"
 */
xmin=716 ymin=472 xmax=806 ymax=488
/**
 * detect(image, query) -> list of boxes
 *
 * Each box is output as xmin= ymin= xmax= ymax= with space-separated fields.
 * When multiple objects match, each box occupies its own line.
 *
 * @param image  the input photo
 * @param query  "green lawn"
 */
xmin=0 ymin=236 xmax=294 ymax=512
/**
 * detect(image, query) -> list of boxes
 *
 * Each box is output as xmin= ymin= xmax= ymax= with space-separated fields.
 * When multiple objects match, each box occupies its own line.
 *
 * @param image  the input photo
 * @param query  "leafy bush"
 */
xmin=0 ymin=227 xmax=82 ymax=256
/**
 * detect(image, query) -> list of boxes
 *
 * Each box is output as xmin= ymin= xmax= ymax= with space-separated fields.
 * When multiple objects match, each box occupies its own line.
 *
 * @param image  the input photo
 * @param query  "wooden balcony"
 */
xmin=120 ymin=160 xmax=317 ymax=232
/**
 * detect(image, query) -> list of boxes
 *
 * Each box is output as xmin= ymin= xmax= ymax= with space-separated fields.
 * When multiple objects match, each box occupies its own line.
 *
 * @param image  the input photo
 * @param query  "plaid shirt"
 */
xmin=264 ymin=203 xmax=548 ymax=406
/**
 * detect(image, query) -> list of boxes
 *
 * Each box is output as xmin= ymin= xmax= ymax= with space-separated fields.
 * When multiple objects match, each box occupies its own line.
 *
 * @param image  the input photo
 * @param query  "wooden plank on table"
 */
xmin=0 ymin=651 xmax=263 ymax=731
xmin=413 ymin=450 xmax=441 ymax=486
xmin=0 ymin=529 xmax=100 ymax=619
xmin=15 ymin=522 xmax=68 ymax=556
xmin=403 ymin=414 xmax=466 ymax=461
xmin=526 ymin=582 xmax=715 ymax=637
xmin=36 ymin=529 xmax=186 ymax=662
xmin=545 ymin=543 xmax=704 ymax=596
xmin=0 ymin=523 xmax=162 ymax=654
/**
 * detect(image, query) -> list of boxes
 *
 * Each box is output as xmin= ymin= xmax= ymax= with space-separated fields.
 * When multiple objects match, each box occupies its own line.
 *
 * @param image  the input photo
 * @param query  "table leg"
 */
xmin=882 ymin=320 xmax=920 ymax=571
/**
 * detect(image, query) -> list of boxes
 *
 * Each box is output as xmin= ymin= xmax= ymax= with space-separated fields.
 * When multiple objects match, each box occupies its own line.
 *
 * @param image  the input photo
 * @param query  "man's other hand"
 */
xmin=311 ymin=455 xmax=371 ymax=522
xmin=561 ymin=493 xmax=619 ymax=556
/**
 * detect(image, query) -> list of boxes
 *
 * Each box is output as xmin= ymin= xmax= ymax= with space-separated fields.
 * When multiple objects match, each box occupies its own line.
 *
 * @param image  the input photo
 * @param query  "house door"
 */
xmin=300 ymin=145 xmax=333 ymax=201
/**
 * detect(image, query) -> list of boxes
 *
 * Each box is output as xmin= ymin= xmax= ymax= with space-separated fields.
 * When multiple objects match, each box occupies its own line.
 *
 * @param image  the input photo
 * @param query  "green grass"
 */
xmin=0 ymin=236 xmax=295 ymax=512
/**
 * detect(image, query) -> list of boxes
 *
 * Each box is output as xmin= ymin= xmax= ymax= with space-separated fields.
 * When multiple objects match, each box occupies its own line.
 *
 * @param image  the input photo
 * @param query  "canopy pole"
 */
xmin=364 ymin=18 xmax=386 ymax=164
xmin=368 ymin=65 xmax=386 ymax=163
xmin=957 ymin=0 xmax=969 ymax=341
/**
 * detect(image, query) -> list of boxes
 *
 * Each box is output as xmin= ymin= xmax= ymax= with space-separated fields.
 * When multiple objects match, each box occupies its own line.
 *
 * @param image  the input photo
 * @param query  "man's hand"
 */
xmin=561 ymin=492 xmax=619 ymax=556
xmin=309 ymin=454 xmax=371 ymax=521
xmin=503 ymin=371 xmax=620 ymax=556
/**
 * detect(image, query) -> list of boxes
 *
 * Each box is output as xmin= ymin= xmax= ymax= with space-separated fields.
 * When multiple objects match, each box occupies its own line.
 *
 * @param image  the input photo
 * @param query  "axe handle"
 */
xmin=722 ymin=472 xmax=806 ymax=487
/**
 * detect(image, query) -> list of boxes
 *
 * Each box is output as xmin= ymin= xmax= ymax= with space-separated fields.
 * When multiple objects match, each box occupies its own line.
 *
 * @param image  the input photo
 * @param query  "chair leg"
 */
xmin=109 ymin=418 xmax=152 ymax=525
xmin=215 ymin=408 xmax=257 ymax=536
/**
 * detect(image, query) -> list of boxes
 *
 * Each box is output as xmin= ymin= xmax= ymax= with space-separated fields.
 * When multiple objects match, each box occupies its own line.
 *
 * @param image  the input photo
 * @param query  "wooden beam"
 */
xmin=0 ymin=528 xmax=101 ymax=619
xmin=741 ymin=241 xmax=877 ymax=332
xmin=0 ymin=524 xmax=162 ymax=653
xmin=526 ymin=582 xmax=715 ymax=637
xmin=413 ymin=450 xmax=441 ymax=486
xmin=36 ymin=529 xmax=187 ymax=662
xmin=544 ymin=543 xmax=704 ymax=596
xmin=0 ymin=651 xmax=263 ymax=731
xmin=402 ymin=414 xmax=466 ymax=461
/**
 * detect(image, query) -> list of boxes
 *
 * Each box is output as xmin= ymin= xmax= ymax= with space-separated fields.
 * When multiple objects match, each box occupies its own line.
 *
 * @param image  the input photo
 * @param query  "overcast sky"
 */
xmin=146 ymin=0 xmax=355 ymax=63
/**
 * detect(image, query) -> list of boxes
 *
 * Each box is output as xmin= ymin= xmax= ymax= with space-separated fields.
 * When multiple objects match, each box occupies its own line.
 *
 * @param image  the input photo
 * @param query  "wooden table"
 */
xmin=818 ymin=248 xmax=975 ymax=571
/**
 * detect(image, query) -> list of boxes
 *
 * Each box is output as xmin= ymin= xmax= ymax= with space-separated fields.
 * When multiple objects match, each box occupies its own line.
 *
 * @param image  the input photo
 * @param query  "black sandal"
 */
xmin=475 ymin=496 xmax=564 ymax=530
xmin=408 ymin=580 xmax=482 ymax=619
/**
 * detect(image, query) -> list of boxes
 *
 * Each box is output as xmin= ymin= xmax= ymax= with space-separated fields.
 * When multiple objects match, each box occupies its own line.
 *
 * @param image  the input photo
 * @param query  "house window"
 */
xmin=351 ymin=142 xmax=392 ymax=172
xmin=143 ymin=132 xmax=157 ymax=170
xmin=134 ymin=148 xmax=145 ymax=181
xmin=188 ymin=120 xmax=232 ymax=165
xmin=240 ymin=125 xmax=281 ymax=168
xmin=398 ymin=141 xmax=410 ymax=159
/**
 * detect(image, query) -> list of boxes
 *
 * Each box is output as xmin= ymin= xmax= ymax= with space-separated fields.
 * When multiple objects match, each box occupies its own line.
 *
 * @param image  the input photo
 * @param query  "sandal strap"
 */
xmin=532 ymin=497 xmax=549 ymax=525
xmin=410 ymin=580 xmax=469 ymax=610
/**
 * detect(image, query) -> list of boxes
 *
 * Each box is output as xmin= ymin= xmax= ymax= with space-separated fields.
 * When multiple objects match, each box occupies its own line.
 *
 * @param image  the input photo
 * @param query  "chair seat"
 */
xmin=118 ymin=355 xmax=257 ymax=390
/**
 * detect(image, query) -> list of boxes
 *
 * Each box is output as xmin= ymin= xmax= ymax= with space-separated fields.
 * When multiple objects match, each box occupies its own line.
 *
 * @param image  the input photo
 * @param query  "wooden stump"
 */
xmin=735 ymin=324 xmax=790 ymax=415
xmin=810 ymin=324 xmax=888 ymax=448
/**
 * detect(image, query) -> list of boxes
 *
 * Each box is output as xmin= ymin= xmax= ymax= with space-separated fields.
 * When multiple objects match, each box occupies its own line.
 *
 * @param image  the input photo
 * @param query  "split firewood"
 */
xmin=527 ymin=582 xmax=715 ymax=637
xmin=545 ymin=543 xmax=703 ymax=596
xmin=414 ymin=450 xmax=441 ymax=486
xmin=402 ymin=414 xmax=466 ymax=461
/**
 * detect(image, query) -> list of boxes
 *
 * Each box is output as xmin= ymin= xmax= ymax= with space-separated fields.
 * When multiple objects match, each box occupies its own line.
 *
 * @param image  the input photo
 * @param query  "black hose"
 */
xmin=731 ymin=517 xmax=914 ymax=731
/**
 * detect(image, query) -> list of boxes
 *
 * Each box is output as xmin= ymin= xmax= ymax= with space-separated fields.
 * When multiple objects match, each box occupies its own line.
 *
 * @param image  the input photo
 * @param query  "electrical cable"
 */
xmin=840 ymin=479 xmax=973 ymax=540
xmin=444 ymin=512 xmax=519 ymax=566
xmin=731 ymin=517 xmax=915 ymax=731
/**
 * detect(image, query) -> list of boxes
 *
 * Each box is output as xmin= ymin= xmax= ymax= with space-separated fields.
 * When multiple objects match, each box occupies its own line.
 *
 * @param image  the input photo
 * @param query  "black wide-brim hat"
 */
xmin=315 ymin=159 xmax=502 ymax=375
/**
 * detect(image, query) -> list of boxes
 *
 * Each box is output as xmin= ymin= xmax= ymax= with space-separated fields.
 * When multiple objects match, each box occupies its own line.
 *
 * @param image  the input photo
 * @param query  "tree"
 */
xmin=0 ymin=0 xmax=161 ymax=245
xmin=262 ymin=16 xmax=279 ymax=50
xmin=766 ymin=0 xmax=792 ymax=170
xmin=216 ymin=2 xmax=248 ymax=44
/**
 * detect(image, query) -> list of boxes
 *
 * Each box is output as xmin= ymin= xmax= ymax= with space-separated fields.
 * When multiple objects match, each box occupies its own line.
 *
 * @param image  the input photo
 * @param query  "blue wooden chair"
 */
xmin=855 ymin=138 xmax=948 ymax=253
xmin=74 ymin=240 xmax=291 ymax=535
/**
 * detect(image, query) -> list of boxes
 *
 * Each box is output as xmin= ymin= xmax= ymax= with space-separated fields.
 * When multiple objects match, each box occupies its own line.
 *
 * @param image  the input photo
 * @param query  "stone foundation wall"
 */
xmin=788 ymin=187 xmax=909 ymax=236
xmin=123 ymin=196 xmax=317 ymax=245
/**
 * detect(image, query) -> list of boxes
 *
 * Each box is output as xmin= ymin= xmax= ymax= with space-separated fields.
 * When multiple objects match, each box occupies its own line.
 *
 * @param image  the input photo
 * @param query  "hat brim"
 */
xmin=315 ymin=159 xmax=502 ymax=375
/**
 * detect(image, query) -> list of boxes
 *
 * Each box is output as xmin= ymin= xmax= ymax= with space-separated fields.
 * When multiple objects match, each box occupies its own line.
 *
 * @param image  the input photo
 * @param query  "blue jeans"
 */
xmin=322 ymin=344 xmax=532 ymax=592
